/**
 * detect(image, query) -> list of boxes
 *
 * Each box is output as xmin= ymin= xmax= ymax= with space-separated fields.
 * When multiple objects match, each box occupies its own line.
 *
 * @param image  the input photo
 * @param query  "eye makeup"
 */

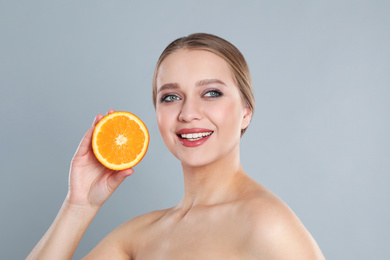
xmin=160 ymin=93 xmax=181 ymax=103
xmin=203 ymin=89 xmax=223 ymax=98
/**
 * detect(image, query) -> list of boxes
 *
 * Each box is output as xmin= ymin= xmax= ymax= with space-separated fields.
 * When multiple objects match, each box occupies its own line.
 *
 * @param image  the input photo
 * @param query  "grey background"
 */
xmin=1 ymin=1 xmax=389 ymax=259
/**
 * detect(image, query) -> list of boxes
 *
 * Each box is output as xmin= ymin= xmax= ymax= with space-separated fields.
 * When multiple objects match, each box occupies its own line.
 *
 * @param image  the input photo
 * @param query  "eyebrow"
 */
xmin=196 ymin=79 xmax=228 ymax=87
xmin=157 ymin=83 xmax=179 ymax=94
xmin=157 ymin=79 xmax=227 ymax=94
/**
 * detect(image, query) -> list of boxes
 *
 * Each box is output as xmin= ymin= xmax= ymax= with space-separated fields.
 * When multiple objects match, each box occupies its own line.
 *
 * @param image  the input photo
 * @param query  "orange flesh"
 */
xmin=95 ymin=115 xmax=146 ymax=165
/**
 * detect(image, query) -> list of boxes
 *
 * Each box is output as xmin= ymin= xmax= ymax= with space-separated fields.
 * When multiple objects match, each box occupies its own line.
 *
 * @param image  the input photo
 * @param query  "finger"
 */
xmin=107 ymin=109 xmax=115 ymax=115
xmin=107 ymin=168 xmax=134 ymax=193
xmin=74 ymin=114 xmax=103 ymax=157
xmin=93 ymin=113 xmax=104 ymax=126
xmin=118 ymin=168 xmax=134 ymax=177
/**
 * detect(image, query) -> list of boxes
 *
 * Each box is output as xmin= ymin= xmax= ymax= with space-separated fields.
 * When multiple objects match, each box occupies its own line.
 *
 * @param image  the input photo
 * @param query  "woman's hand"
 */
xmin=67 ymin=109 xmax=134 ymax=208
xmin=27 ymin=109 xmax=134 ymax=260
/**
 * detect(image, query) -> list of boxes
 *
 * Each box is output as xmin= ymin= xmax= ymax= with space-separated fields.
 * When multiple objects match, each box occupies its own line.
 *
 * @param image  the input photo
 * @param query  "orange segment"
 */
xmin=92 ymin=111 xmax=149 ymax=170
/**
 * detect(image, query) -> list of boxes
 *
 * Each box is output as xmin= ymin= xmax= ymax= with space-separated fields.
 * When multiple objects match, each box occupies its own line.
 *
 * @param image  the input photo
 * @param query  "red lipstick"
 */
xmin=176 ymin=128 xmax=213 ymax=147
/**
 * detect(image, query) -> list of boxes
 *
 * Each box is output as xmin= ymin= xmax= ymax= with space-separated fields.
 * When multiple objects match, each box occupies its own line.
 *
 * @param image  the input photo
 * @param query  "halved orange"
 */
xmin=92 ymin=111 xmax=149 ymax=170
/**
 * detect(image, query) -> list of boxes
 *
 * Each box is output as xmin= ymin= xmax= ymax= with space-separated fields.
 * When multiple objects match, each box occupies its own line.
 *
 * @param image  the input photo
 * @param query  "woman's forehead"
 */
xmin=156 ymin=49 xmax=234 ymax=87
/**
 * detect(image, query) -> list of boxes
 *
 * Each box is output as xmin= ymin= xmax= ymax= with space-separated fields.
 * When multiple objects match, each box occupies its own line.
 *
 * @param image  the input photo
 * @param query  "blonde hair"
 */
xmin=152 ymin=33 xmax=255 ymax=135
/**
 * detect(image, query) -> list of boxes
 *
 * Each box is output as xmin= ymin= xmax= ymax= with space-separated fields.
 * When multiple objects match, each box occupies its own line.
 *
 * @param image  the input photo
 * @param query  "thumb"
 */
xmin=74 ymin=114 xmax=104 ymax=158
xmin=107 ymin=168 xmax=134 ymax=193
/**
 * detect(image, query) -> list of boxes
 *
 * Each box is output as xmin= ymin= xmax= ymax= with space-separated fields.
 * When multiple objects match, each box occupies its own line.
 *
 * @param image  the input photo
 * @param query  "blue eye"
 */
xmin=204 ymin=90 xmax=223 ymax=98
xmin=161 ymin=94 xmax=180 ymax=103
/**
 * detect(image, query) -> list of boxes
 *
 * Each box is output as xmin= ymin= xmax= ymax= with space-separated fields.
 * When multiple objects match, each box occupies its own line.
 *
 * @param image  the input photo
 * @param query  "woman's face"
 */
xmin=155 ymin=49 xmax=252 ymax=167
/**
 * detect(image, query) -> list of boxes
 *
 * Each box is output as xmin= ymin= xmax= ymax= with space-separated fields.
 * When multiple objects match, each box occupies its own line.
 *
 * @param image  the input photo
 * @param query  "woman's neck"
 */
xmin=177 ymin=149 xmax=247 ymax=210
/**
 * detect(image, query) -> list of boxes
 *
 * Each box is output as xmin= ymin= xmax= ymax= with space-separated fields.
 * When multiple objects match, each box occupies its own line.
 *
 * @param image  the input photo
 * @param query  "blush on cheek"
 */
xmin=156 ymin=109 xmax=178 ymax=146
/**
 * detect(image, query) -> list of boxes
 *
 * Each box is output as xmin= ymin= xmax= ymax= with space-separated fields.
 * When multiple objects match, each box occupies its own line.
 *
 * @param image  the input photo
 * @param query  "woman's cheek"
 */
xmin=156 ymin=107 xmax=176 ymax=140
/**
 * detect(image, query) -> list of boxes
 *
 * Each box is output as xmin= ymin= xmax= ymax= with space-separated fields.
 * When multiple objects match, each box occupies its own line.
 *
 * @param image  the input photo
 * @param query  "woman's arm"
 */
xmin=27 ymin=110 xmax=134 ymax=260
xmin=26 ymin=200 xmax=98 ymax=260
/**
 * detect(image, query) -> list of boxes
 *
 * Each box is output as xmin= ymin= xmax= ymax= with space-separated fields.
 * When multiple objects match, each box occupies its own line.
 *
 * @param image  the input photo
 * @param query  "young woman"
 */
xmin=28 ymin=33 xmax=325 ymax=259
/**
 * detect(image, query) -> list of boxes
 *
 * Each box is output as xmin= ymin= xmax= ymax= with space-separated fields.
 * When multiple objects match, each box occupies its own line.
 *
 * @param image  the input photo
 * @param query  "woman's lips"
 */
xmin=176 ymin=128 xmax=214 ymax=147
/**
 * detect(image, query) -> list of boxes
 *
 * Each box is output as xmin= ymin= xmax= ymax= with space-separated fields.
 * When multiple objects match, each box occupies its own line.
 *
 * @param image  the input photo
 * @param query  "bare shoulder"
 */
xmin=121 ymin=207 xmax=170 ymax=232
xmin=238 ymin=180 xmax=325 ymax=259
xmin=83 ymin=208 xmax=170 ymax=260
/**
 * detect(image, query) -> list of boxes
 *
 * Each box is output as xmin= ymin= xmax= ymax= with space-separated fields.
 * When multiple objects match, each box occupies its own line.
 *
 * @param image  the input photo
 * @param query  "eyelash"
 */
xmin=204 ymin=89 xmax=223 ymax=98
xmin=160 ymin=94 xmax=180 ymax=103
xmin=160 ymin=89 xmax=223 ymax=103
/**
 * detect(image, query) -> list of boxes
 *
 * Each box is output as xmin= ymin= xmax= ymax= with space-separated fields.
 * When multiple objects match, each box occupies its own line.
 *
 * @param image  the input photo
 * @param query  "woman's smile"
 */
xmin=176 ymin=128 xmax=214 ymax=147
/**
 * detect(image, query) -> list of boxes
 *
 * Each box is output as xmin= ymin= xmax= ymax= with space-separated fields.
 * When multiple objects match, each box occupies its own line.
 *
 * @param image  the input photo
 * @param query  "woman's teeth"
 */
xmin=180 ymin=132 xmax=213 ymax=141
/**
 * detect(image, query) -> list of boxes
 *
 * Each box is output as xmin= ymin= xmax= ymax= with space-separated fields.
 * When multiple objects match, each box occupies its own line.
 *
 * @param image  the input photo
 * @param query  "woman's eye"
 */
xmin=161 ymin=94 xmax=180 ymax=103
xmin=204 ymin=90 xmax=223 ymax=98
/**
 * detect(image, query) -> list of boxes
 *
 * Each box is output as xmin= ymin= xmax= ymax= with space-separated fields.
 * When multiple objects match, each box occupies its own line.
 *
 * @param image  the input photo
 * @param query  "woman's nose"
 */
xmin=178 ymin=98 xmax=202 ymax=122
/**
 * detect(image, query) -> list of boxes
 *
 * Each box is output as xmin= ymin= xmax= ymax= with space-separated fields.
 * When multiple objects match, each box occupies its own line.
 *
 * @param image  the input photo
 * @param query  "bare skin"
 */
xmin=86 ymin=172 xmax=324 ymax=259
xmin=28 ymin=49 xmax=325 ymax=259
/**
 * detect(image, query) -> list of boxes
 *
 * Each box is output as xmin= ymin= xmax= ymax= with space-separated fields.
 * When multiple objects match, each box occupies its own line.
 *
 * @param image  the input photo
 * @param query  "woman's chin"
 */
xmin=179 ymin=157 xmax=215 ymax=169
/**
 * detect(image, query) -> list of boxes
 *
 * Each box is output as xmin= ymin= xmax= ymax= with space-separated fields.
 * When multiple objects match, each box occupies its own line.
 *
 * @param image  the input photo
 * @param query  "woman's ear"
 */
xmin=241 ymin=105 xmax=252 ymax=130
